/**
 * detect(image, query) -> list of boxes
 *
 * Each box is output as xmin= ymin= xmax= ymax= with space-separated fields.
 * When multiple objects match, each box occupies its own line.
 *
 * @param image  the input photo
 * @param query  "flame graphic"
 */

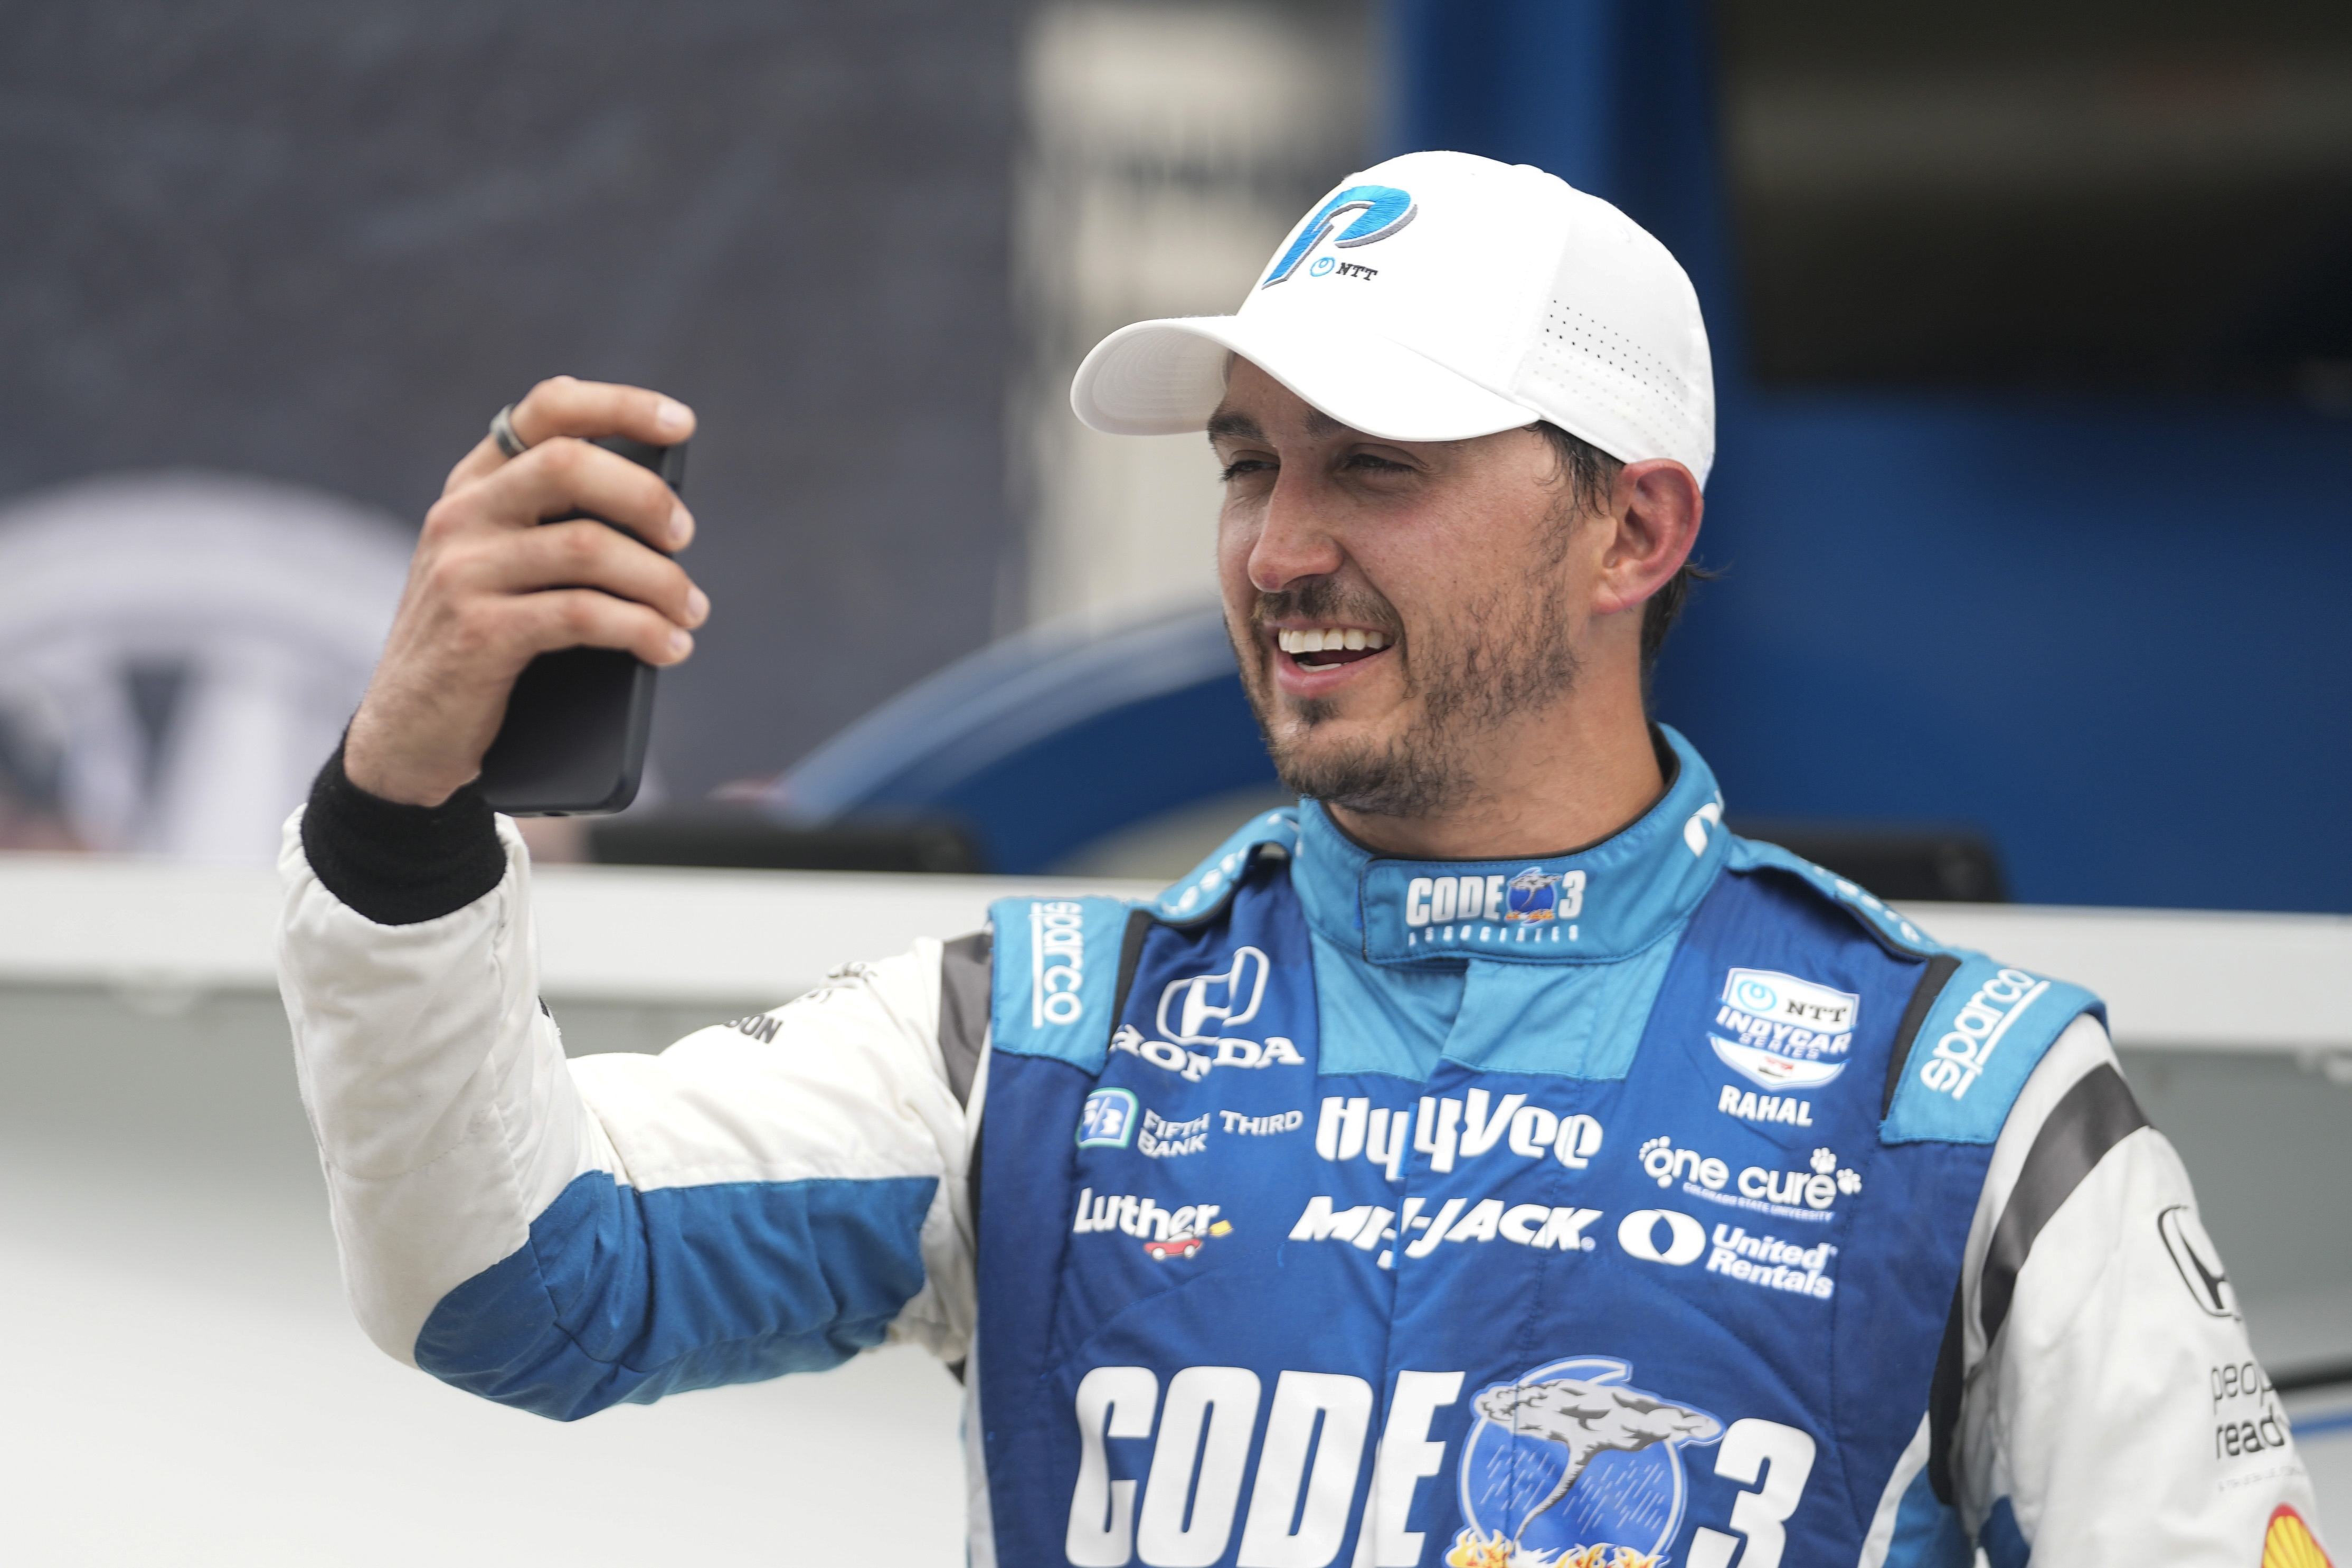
xmin=1444 ymin=1532 xmax=1659 ymax=1568
xmin=1447 ymin=1531 xmax=1549 ymax=1567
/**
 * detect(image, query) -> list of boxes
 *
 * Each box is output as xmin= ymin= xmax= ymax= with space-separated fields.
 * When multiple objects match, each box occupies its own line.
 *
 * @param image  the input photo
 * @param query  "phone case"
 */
xmin=475 ymin=434 xmax=688 ymax=816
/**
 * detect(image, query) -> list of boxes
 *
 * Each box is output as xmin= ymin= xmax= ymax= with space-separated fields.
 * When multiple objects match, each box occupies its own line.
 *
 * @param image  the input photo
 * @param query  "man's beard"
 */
xmin=1232 ymin=576 xmax=1582 ymax=820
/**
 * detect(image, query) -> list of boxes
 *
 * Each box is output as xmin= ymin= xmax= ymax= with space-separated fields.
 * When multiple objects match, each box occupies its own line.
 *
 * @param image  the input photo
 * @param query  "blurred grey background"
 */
xmin=0 ymin=0 xmax=1027 ymax=805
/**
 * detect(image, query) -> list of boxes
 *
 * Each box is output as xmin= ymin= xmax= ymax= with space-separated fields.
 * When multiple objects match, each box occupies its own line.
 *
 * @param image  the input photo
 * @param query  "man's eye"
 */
xmin=1219 ymin=458 xmax=1273 ymax=482
xmin=1345 ymin=452 xmax=1412 ymax=474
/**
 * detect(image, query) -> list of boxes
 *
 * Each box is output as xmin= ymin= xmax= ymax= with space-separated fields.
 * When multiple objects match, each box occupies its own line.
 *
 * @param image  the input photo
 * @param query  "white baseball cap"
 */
xmin=1071 ymin=149 xmax=1715 ymax=485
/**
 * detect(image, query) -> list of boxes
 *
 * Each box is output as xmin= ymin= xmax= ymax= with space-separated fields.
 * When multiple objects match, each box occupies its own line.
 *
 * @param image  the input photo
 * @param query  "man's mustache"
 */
xmin=1249 ymin=582 xmax=1401 ymax=638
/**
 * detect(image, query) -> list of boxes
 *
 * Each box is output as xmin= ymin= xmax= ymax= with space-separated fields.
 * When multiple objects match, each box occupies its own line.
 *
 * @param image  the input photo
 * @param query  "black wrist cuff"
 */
xmin=300 ymin=742 xmax=509 ymax=926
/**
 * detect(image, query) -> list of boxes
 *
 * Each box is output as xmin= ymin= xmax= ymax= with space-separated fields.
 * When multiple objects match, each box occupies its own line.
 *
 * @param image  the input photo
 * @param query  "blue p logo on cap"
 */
xmin=1261 ymin=185 xmax=1416 ymax=286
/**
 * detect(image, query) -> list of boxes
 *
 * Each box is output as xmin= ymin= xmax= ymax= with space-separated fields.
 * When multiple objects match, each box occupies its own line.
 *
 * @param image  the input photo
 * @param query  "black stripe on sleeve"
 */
xmin=1977 ymin=1061 xmax=2150 ymax=1346
xmin=937 ymin=929 xmax=994 ymax=1111
xmin=1109 ymin=908 xmax=1156 ymax=1027
xmin=1926 ymin=1277 xmax=1967 ymax=1506
xmin=943 ymin=927 xmax=996 ymax=1385
xmin=1884 ymin=952 xmax=1963 ymax=1118
xmin=1928 ymin=1058 xmax=2147 ymax=1504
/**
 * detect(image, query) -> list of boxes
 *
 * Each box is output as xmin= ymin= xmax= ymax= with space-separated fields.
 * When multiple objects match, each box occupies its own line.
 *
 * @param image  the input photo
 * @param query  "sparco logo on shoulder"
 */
xmin=1919 ymin=968 xmax=2049 ymax=1100
xmin=1031 ymin=901 xmax=1087 ymax=1027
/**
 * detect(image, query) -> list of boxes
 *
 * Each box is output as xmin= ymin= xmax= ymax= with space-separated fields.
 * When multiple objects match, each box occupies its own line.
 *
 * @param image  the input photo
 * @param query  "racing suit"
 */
xmin=277 ymin=726 xmax=2328 ymax=1566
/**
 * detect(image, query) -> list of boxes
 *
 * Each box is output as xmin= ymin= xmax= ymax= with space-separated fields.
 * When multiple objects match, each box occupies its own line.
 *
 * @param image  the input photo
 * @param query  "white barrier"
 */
xmin=0 ymin=852 xmax=2343 ymax=1560
xmin=0 ymin=853 xmax=2345 ymax=1054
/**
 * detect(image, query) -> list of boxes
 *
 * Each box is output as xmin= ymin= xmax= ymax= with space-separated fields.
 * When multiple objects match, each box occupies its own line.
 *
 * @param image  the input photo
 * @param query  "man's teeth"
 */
xmin=1277 ymin=627 xmax=1391 ymax=654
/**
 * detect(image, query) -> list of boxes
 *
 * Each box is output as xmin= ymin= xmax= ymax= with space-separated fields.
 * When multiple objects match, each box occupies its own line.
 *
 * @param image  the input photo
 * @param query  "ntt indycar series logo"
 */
xmin=1708 ymin=968 xmax=1858 ymax=1091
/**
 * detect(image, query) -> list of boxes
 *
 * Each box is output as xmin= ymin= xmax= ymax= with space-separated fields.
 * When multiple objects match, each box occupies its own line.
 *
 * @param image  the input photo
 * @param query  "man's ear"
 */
xmin=1593 ymin=459 xmax=1702 ymax=617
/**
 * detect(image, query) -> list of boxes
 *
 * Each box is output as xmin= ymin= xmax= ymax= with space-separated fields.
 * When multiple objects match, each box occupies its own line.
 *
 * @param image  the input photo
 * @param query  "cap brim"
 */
xmin=1072 ymin=314 xmax=1541 ymax=443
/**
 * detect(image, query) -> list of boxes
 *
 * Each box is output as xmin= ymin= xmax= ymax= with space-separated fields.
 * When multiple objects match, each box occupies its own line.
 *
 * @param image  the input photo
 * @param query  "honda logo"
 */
xmin=1157 ymin=947 xmax=1271 ymax=1044
xmin=2157 ymin=1205 xmax=2238 ymax=1318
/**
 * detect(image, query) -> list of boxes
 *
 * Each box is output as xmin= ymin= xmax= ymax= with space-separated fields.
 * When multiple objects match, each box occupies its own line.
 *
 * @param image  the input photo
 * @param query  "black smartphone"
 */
xmin=475 ymin=434 xmax=689 ymax=816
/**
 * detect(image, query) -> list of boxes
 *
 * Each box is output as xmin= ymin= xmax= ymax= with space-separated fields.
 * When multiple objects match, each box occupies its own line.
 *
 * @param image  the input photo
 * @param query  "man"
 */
xmin=279 ymin=152 xmax=2328 ymax=1566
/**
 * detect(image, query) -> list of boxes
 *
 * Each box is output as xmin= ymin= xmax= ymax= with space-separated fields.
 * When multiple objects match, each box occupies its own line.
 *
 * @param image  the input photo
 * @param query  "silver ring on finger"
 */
xmin=488 ymin=403 xmax=529 ymax=459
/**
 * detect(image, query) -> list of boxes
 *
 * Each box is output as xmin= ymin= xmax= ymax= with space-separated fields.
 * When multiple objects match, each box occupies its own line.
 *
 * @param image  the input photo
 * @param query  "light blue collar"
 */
xmin=1289 ymin=724 xmax=1730 ymax=966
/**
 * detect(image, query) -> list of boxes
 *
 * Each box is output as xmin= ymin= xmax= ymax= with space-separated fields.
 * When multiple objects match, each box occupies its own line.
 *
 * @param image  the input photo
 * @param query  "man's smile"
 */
xmin=1267 ymin=622 xmax=1396 ymax=696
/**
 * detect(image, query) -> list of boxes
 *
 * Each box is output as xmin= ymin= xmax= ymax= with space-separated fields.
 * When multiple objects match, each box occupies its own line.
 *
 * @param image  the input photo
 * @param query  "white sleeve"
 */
xmin=1952 ymin=1013 xmax=2329 ymax=1561
xmin=274 ymin=808 xmax=979 ymax=1418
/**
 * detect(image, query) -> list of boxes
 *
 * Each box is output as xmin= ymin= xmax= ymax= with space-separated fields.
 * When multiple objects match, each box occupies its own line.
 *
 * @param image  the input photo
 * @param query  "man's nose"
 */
xmin=1247 ymin=474 xmax=1345 ymax=591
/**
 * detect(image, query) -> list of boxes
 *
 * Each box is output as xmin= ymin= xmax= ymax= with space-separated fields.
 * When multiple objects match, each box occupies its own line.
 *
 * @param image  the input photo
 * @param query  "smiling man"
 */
xmin=1201 ymin=364 xmax=1689 ymax=858
xmin=279 ymin=152 xmax=2327 ymax=1567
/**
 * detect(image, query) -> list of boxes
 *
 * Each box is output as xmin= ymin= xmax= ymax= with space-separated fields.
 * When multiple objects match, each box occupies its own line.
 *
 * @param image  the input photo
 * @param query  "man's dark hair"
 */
xmin=1532 ymin=421 xmax=1714 ymax=689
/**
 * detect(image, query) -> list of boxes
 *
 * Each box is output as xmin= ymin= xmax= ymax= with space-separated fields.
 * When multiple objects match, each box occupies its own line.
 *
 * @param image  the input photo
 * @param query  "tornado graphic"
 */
xmin=1473 ymin=1377 xmax=1723 ymax=1544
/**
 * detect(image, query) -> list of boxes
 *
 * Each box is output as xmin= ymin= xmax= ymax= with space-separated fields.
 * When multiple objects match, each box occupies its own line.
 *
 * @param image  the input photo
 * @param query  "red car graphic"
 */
xmin=1144 ymin=1233 xmax=1203 ymax=1261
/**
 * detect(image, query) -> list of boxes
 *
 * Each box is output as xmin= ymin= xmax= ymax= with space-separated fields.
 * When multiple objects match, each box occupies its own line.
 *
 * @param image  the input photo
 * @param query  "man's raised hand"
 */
xmin=344 ymin=377 xmax=706 ymax=807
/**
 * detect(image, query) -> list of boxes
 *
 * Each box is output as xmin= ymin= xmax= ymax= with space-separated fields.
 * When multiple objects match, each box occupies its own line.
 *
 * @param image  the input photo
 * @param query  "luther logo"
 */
xmin=1157 ymin=947 xmax=1270 ymax=1045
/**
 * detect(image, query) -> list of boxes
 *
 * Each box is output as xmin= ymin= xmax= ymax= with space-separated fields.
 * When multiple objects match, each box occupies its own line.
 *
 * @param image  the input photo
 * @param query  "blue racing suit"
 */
xmin=277 ymin=726 xmax=2329 ymax=1566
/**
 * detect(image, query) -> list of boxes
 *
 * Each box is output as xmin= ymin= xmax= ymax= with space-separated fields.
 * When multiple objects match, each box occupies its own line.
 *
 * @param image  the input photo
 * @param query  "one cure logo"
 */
xmin=1032 ymin=901 xmax=1086 ymax=1027
xmin=1637 ymin=1136 xmax=1862 ymax=1222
